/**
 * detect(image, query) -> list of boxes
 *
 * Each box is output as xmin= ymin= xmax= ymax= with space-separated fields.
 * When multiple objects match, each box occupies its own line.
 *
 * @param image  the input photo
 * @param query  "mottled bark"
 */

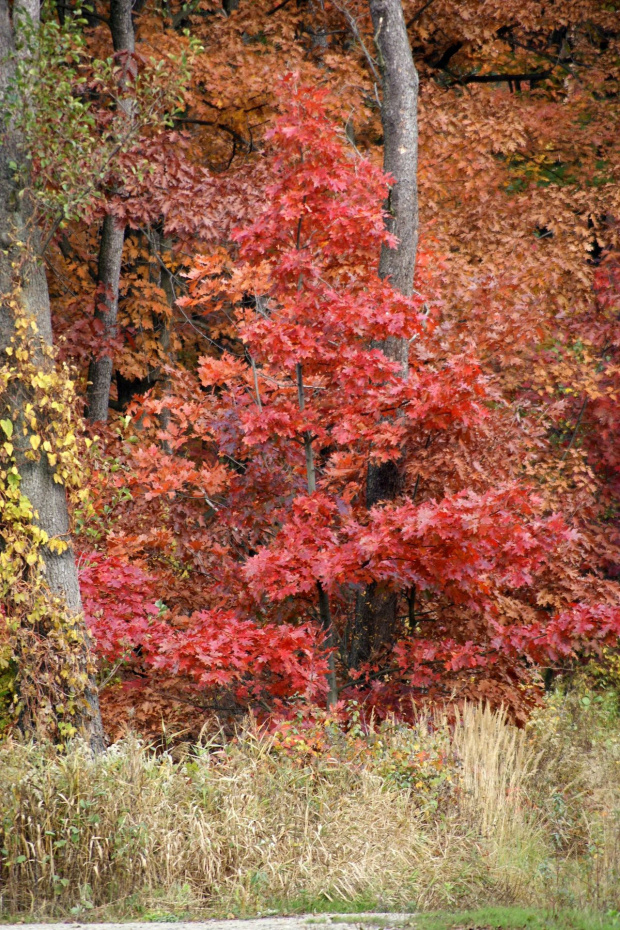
xmin=110 ymin=0 xmax=135 ymax=52
xmin=0 ymin=0 xmax=104 ymax=749
xmin=86 ymin=0 xmax=134 ymax=422
xmin=86 ymin=214 xmax=125 ymax=421
xmin=370 ymin=0 xmax=418 ymax=384
xmin=353 ymin=0 xmax=418 ymax=664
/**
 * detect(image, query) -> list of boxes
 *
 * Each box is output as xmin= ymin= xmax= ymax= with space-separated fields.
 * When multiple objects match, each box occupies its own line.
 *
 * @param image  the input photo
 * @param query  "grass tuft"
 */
xmin=1 ymin=694 xmax=620 ymax=920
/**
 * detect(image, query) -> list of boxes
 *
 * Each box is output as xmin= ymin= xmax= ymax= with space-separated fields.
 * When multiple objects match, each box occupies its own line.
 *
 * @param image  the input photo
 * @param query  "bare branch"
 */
xmin=331 ymin=0 xmax=381 ymax=84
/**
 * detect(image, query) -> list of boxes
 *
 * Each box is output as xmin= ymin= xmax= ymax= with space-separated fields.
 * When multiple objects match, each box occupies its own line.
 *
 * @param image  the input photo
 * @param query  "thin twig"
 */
xmin=331 ymin=0 xmax=381 ymax=85
xmin=98 ymin=658 xmax=126 ymax=691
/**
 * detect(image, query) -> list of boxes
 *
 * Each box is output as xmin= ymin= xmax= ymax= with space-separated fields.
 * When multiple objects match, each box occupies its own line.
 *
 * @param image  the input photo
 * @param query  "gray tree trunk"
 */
xmin=370 ymin=0 xmax=418 ymax=395
xmin=86 ymin=214 xmax=125 ymax=421
xmin=366 ymin=0 xmax=418 ymax=504
xmin=86 ymin=0 xmax=134 ymax=423
xmin=352 ymin=0 xmax=418 ymax=664
xmin=0 ymin=0 xmax=105 ymax=749
xmin=109 ymin=0 xmax=135 ymax=53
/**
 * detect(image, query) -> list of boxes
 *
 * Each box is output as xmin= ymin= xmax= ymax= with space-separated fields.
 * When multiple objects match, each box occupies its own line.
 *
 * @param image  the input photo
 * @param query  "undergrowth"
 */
xmin=1 ymin=693 xmax=620 ymax=920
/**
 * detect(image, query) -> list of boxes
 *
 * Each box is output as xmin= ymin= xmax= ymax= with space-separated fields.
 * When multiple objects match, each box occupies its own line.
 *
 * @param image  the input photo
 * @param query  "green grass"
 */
xmin=321 ymin=908 xmax=620 ymax=930
xmin=277 ymin=893 xmax=385 ymax=916
xmin=410 ymin=908 xmax=620 ymax=930
xmin=323 ymin=910 xmax=620 ymax=930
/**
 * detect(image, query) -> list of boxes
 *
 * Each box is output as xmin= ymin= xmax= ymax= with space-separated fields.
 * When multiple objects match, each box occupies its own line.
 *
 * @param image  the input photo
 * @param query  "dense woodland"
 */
xmin=1 ymin=0 xmax=620 ymax=746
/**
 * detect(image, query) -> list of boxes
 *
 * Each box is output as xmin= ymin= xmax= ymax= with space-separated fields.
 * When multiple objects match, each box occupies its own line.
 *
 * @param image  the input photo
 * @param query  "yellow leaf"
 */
xmin=48 ymin=537 xmax=68 ymax=554
xmin=30 ymin=435 xmax=41 ymax=451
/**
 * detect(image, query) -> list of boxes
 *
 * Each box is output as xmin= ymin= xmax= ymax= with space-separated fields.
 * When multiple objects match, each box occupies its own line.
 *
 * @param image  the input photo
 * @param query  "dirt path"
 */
xmin=1 ymin=914 xmax=417 ymax=930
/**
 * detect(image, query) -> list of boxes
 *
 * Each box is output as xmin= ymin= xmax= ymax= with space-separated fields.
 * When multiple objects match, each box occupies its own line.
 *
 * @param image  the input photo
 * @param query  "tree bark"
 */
xmin=296 ymin=362 xmax=338 ymax=708
xmin=151 ymin=225 xmax=174 ymax=446
xmin=371 ymin=0 xmax=419 ymax=378
xmin=353 ymin=0 xmax=418 ymax=664
xmin=86 ymin=0 xmax=134 ymax=422
xmin=0 ymin=0 xmax=105 ymax=749
xmin=86 ymin=215 xmax=125 ymax=421
xmin=366 ymin=0 xmax=418 ymax=506
xmin=109 ymin=0 xmax=135 ymax=53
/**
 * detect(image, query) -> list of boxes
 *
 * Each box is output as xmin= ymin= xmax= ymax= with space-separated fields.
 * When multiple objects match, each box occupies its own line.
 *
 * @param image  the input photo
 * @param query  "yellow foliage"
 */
xmin=0 ymin=296 xmax=94 ymax=741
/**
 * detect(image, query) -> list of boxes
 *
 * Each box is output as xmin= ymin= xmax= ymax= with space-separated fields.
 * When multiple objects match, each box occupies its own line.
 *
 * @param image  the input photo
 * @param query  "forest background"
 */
xmin=1 ymin=0 xmax=620 ymax=743
xmin=2 ymin=0 xmax=620 ymax=920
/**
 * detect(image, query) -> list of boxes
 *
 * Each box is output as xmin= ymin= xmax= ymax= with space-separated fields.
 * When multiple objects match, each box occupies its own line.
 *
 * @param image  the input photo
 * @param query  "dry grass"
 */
xmin=1 ymin=696 xmax=619 ymax=920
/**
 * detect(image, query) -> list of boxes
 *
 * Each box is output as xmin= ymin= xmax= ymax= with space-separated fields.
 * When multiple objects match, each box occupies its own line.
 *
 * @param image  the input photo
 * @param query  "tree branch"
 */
xmin=445 ymin=67 xmax=552 ymax=86
xmin=332 ymin=0 xmax=381 ymax=85
xmin=267 ymin=0 xmax=293 ymax=14
xmin=406 ymin=0 xmax=437 ymax=29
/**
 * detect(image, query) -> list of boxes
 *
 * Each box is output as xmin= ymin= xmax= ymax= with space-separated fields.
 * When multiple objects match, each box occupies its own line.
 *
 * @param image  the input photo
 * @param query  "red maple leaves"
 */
xmin=81 ymin=79 xmax=620 ymax=720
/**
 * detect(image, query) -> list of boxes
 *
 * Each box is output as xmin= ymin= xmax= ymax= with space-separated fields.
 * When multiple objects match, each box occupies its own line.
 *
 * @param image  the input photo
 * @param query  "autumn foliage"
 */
xmin=4 ymin=0 xmax=620 ymax=738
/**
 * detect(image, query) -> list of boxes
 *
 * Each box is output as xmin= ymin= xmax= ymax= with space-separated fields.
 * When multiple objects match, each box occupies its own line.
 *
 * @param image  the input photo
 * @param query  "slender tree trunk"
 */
xmin=353 ymin=0 xmax=418 ymax=664
xmin=0 ymin=0 xmax=105 ymax=749
xmin=86 ymin=215 xmax=125 ymax=421
xmin=86 ymin=0 xmax=134 ymax=422
xmin=149 ymin=224 xmax=173 ymax=446
xmin=109 ymin=0 xmax=135 ymax=52
xmin=371 ymin=0 xmax=418 ymax=298
xmin=296 ymin=363 xmax=338 ymax=708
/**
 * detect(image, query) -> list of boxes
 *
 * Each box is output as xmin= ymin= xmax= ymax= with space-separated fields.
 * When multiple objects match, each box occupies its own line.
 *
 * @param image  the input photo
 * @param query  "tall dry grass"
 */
xmin=1 ymin=697 xmax=619 ymax=919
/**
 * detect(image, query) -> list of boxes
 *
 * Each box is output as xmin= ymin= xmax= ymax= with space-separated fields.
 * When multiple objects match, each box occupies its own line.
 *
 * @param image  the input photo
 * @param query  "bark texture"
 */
xmin=86 ymin=214 xmax=125 ymax=421
xmin=366 ymin=0 xmax=418 ymax=511
xmin=353 ymin=0 xmax=418 ymax=663
xmin=86 ymin=0 xmax=134 ymax=422
xmin=110 ymin=0 xmax=135 ymax=52
xmin=0 ymin=0 xmax=104 ymax=749
xmin=372 ymin=0 xmax=419 ymax=301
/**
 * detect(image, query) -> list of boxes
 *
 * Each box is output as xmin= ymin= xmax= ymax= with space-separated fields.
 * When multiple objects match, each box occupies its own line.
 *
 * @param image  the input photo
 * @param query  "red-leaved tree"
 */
xmin=75 ymin=78 xmax=620 ymax=725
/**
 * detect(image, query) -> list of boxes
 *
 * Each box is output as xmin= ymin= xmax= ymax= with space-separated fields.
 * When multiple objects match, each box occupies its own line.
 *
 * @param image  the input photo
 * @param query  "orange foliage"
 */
xmin=45 ymin=0 xmax=620 ymax=736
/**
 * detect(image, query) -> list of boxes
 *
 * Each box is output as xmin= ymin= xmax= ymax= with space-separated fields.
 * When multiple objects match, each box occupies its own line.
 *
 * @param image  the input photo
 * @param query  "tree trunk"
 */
xmin=86 ymin=215 xmax=125 ymax=421
xmin=353 ymin=0 xmax=418 ymax=664
xmin=86 ymin=0 xmax=134 ymax=423
xmin=296 ymin=362 xmax=339 ymax=708
xmin=150 ymin=225 xmax=174 ymax=446
xmin=0 ymin=0 xmax=105 ymax=749
xmin=109 ymin=0 xmax=135 ymax=53
xmin=372 ymin=0 xmax=418 ymax=300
